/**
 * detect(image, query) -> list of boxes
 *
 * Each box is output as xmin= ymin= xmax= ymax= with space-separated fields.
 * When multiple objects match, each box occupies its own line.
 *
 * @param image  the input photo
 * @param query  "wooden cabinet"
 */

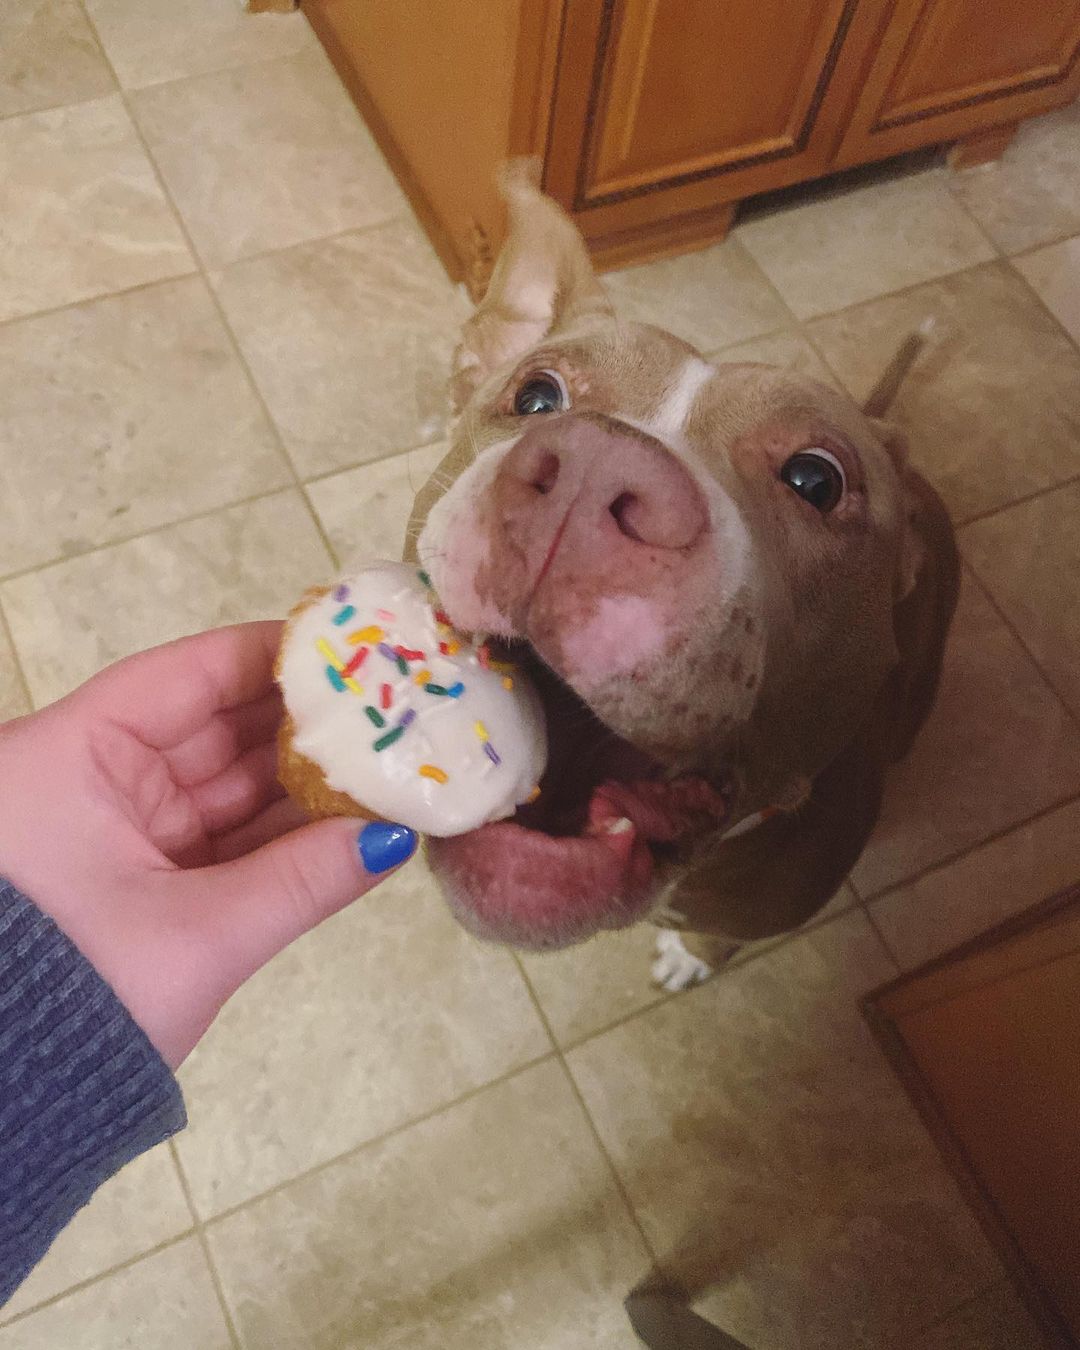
xmin=303 ymin=0 xmax=1080 ymax=294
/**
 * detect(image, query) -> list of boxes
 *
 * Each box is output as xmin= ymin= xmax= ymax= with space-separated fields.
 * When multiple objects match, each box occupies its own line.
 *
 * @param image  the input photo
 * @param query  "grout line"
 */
xmin=0 ymin=486 xmax=292 ymax=588
xmin=199 ymin=210 xmax=413 ymax=278
xmin=961 ymin=559 xmax=1080 ymax=736
xmin=0 ymin=268 xmax=199 ymax=338
xmin=862 ymin=904 xmax=901 ymax=974
xmin=797 ymin=255 xmax=998 ymax=330
xmin=168 ymin=1140 xmax=243 ymax=1350
xmin=197 ymin=1050 xmax=558 ymax=1229
xmin=861 ymin=787 xmax=1080 ymax=908
xmin=956 ymin=471 xmax=1080 ymax=531
xmin=509 ymin=953 xmax=663 ymax=1275
xmin=95 ymin=37 xmax=322 ymax=102
xmin=1002 ymin=245 xmax=1080 ymax=362
xmin=0 ymin=1229 xmax=194 ymax=1331
xmin=892 ymin=1277 xmax=1011 ymax=1346
xmin=0 ymin=90 xmax=119 ymax=125
xmin=721 ymin=233 xmax=803 ymax=332
xmin=0 ymin=593 xmax=35 ymax=710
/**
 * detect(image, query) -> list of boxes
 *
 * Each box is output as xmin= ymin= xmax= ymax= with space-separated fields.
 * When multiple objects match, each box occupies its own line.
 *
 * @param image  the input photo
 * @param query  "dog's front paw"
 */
xmin=651 ymin=930 xmax=715 ymax=992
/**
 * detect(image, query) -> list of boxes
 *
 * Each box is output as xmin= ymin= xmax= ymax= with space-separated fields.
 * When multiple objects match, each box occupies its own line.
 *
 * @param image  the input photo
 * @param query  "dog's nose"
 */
xmin=497 ymin=412 xmax=706 ymax=551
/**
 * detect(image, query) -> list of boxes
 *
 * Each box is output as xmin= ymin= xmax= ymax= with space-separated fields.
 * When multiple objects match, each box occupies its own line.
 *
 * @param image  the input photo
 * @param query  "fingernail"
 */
xmin=358 ymin=820 xmax=417 ymax=874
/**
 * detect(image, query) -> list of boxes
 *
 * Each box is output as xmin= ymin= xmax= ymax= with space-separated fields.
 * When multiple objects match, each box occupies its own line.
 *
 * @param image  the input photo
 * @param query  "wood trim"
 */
xmin=947 ymin=121 xmax=1019 ymax=170
xmin=585 ymin=200 xmax=736 ymax=273
xmin=557 ymin=0 xmax=862 ymax=210
xmin=300 ymin=3 xmax=467 ymax=283
xmin=865 ymin=883 xmax=1080 ymax=1350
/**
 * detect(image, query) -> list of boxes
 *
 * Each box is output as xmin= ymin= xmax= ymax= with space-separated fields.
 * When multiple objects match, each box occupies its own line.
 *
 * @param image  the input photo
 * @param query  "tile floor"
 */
xmin=1 ymin=4 xmax=1078 ymax=1347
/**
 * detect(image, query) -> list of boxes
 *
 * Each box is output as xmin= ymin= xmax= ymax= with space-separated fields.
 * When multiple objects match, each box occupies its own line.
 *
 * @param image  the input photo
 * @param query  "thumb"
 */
xmin=192 ymin=817 xmax=418 ymax=981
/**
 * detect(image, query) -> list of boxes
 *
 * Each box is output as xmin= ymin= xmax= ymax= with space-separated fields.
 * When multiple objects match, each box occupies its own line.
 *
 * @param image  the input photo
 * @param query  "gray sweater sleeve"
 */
xmin=0 ymin=878 xmax=186 ymax=1306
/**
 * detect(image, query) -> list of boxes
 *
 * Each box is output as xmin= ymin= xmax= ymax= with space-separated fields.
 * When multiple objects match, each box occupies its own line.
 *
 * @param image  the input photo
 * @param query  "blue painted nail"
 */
xmin=358 ymin=821 xmax=417 ymax=874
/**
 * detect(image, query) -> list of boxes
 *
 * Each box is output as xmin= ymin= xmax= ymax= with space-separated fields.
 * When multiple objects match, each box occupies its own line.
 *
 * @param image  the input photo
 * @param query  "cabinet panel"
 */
xmin=545 ymin=0 xmax=861 ymax=217
xmin=837 ymin=0 xmax=1080 ymax=167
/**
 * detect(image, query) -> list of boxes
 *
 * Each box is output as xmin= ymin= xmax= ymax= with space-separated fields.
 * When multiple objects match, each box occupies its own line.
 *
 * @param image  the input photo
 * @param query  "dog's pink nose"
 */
xmin=497 ymin=412 xmax=706 ymax=552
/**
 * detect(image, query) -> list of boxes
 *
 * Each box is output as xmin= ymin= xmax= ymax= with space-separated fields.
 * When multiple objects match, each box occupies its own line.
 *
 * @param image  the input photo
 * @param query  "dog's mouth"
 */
xmin=428 ymin=642 xmax=730 ymax=951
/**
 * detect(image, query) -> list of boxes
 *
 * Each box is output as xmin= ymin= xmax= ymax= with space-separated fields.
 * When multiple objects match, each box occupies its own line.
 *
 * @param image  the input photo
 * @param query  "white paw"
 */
xmin=651 ymin=930 xmax=714 ymax=992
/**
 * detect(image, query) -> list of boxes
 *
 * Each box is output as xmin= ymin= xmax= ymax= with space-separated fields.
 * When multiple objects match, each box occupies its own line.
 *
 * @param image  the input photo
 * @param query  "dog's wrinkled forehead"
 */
xmin=467 ymin=320 xmax=900 ymax=506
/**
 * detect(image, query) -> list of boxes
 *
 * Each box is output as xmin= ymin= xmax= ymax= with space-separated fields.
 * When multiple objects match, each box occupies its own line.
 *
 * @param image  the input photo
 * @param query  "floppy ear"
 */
xmin=451 ymin=161 xmax=614 ymax=410
xmin=867 ymin=417 xmax=925 ymax=601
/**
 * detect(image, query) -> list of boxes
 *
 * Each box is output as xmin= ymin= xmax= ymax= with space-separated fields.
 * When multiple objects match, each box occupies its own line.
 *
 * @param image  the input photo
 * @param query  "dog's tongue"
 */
xmin=428 ymin=799 xmax=654 ymax=946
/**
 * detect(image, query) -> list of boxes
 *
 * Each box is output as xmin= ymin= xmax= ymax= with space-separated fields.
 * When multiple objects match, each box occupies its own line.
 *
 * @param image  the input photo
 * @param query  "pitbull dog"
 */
xmin=406 ymin=167 xmax=959 ymax=989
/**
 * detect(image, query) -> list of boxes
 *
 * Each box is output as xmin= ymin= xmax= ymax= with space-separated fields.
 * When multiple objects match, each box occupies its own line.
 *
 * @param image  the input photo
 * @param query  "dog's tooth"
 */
xmin=604 ymin=816 xmax=634 ymax=835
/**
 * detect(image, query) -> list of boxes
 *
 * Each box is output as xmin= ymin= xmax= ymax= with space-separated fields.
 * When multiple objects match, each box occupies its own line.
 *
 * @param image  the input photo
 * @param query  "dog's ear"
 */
xmin=868 ymin=417 xmax=924 ymax=601
xmin=451 ymin=161 xmax=614 ymax=410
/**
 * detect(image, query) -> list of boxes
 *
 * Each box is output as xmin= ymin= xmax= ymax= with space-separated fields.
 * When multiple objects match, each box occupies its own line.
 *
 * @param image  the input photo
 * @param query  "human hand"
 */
xmin=0 ymin=623 xmax=416 ymax=1069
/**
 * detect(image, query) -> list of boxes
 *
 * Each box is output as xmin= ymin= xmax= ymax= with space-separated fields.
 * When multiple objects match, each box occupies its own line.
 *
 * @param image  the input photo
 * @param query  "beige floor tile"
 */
xmin=851 ymin=575 xmax=1080 ymax=899
xmin=1 ymin=1146 xmax=191 ymax=1321
xmin=1 ymin=490 xmax=331 ymax=706
xmin=870 ymin=797 xmax=1080 ymax=973
xmin=808 ymin=263 xmax=1080 ymax=522
xmin=84 ymin=0 xmax=314 ymax=89
xmin=912 ymin=1283 xmax=1045 ymax=1350
xmin=518 ymin=923 xmax=669 ymax=1047
xmin=567 ymin=912 xmax=999 ymax=1349
xmin=1013 ymin=234 xmax=1080 ymax=347
xmin=0 ymin=621 xmax=29 ymax=721
xmin=711 ymin=327 xmax=839 ymax=384
xmin=216 ymin=222 xmax=466 ymax=477
xmin=305 ymin=441 xmax=449 ymax=568
xmin=962 ymin=482 xmax=1080 ymax=722
xmin=522 ymin=885 xmax=859 ymax=1049
xmin=175 ymin=859 xmax=549 ymax=1216
xmin=0 ymin=0 xmax=115 ymax=118
xmin=737 ymin=170 xmax=994 ymax=320
xmin=131 ymin=49 xmax=407 ymax=269
xmin=0 ymin=278 xmax=290 ymax=576
xmin=208 ymin=1062 xmax=647 ymax=1350
xmin=603 ymin=238 xmax=791 ymax=350
xmin=950 ymin=102 xmax=1080 ymax=254
xmin=0 ymin=95 xmax=192 ymax=326
xmin=0 ymin=1239 xmax=230 ymax=1349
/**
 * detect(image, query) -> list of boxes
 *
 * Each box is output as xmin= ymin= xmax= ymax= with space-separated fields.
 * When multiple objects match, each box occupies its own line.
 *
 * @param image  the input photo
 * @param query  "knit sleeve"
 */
xmin=0 ymin=879 xmax=186 ymax=1306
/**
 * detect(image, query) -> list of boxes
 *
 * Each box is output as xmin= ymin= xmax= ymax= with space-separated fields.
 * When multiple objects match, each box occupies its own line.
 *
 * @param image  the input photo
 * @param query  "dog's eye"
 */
xmin=780 ymin=449 xmax=846 ymax=513
xmin=513 ymin=371 xmax=567 ymax=416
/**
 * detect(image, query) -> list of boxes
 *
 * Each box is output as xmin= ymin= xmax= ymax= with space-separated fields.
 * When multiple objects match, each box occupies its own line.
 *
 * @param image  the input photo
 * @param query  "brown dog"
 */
xmin=405 ymin=168 xmax=959 ymax=988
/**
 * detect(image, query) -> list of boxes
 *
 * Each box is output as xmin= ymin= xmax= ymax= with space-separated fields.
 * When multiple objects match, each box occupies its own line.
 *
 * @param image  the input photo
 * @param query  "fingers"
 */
xmin=186 ymin=817 xmax=418 ymax=982
xmin=165 ymin=689 xmax=284 ymax=788
xmin=189 ymin=741 xmax=284 ymax=835
xmin=83 ymin=622 xmax=285 ymax=749
xmin=209 ymin=795 xmax=309 ymax=863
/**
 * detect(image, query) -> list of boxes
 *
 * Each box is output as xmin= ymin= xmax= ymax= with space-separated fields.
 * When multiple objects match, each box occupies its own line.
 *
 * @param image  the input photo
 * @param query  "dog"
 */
xmin=405 ymin=166 xmax=959 ymax=990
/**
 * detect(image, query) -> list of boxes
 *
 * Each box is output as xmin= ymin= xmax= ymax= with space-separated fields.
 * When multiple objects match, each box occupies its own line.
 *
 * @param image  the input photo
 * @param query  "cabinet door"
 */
xmin=835 ymin=0 xmax=1080 ymax=167
xmin=544 ymin=0 xmax=868 ymax=244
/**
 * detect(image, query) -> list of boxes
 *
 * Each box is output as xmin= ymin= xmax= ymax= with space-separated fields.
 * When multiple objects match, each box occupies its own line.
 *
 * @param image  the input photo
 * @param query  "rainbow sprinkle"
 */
xmin=526 ymin=785 xmax=542 ymax=803
xmin=398 ymin=708 xmax=417 ymax=729
xmin=376 ymin=608 xmax=396 ymax=622
xmin=446 ymin=681 xmax=465 ymax=698
xmin=350 ymin=625 xmax=384 ymax=644
xmin=365 ymin=706 xmax=386 ymax=728
xmin=316 ymin=638 xmax=340 ymax=667
xmin=342 ymin=676 xmax=364 ymax=696
xmin=473 ymin=720 xmax=489 ymax=742
xmin=418 ymin=764 xmax=448 ymax=784
xmin=332 ymin=583 xmax=349 ymax=602
xmin=418 ymin=570 xmax=431 ymax=588
xmin=380 ymin=682 xmax=392 ymax=710
xmin=414 ymin=669 xmax=432 ymax=686
xmin=502 ymin=676 xmax=514 ymax=690
xmin=484 ymin=742 xmax=502 ymax=766
xmin=326 ymin=666 xmax=346 ymax=692
xmin=332 ymin=604 xmax=355 ymax=626
xmin=373 ymin=727 xmax=404 ymax=752
xmin=424 ymin=683 xmax=448 ymax=696
xmin=342 ymin=646 xmax=368 ymax=678
xmin=396 ymin=646 xmax=425 ymax=662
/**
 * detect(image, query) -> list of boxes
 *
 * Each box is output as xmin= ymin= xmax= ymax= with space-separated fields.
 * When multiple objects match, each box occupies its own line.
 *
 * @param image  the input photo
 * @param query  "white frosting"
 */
xmin=279 ymin=562 xmax=547 ymax=837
